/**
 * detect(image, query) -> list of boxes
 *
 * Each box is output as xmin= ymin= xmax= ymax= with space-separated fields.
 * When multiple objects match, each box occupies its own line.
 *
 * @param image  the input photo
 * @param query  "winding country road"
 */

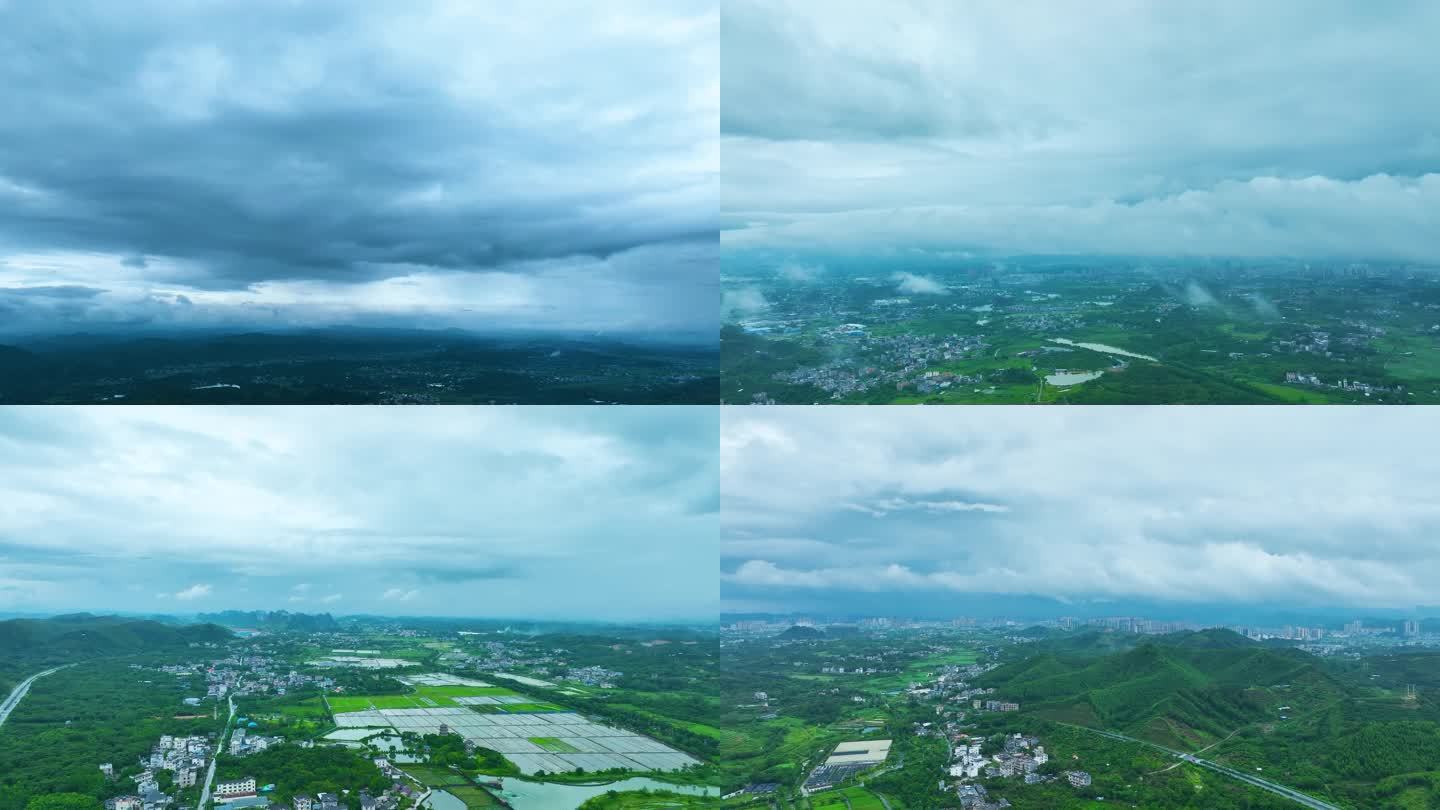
xmin=0 ymin=665 xmax=72 ymax=729
xmin=1063 ymin=724 xmax=1342 ymax=810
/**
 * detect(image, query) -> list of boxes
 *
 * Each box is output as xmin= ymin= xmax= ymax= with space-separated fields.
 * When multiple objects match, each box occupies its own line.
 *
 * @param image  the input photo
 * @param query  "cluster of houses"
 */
xmin=203 ymin=654 xmax=337 ymax=699
xmin=229 ymin=725 xmax=285 ymax=756
xmin=956 ymin=784 xmax=1010 ymax=809
xmin=99 ymin=733 xmax=214 ymax=810
xmin=105 ymin=796 xmax=173 ymax=810
xmin=131 ymin=651 xmax=340 ymax=703
xmin=212 ymin=777 xmax=403 ymax=810
xmin=1282 ymin=371 xmax=1402 ymax=396
xmin=946 ymin=733 xmax=1091 ymax=806
xmin=563 ymin=665 xmax=622 ymax=687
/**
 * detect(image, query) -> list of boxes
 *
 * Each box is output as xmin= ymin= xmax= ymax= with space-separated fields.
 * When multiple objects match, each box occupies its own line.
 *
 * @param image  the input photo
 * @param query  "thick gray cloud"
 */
xmin=0 ymin=407 xmax=718 ymax=621
xmin=722 ymin=0 xmax=1440 ymax=261
xmin=0 ymin=1 xmax=717 ymax=335
xmin=722 ymin=408 xmax=1440 ymax=614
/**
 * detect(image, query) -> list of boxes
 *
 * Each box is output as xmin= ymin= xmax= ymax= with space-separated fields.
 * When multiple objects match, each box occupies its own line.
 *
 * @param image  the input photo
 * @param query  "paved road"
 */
xmin=0 ymin=665 xmax=71 ymax=729
xmin=196 ymin=696 xmax=237 ymax=809
xmin=1066 ymin=724 xmax=1341 ymax=810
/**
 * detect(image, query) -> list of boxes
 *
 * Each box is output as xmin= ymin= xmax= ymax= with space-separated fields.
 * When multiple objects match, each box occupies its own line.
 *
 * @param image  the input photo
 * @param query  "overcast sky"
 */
xmin=0 ymin=1 xmax=717 ymax=337
xmin=0 ymin=407 xmax=717 ymax=622
xmin=722 ymin=408 xmax=1440 ymax=619
xmin=722 ymin=0 xmax=1440 ymax=262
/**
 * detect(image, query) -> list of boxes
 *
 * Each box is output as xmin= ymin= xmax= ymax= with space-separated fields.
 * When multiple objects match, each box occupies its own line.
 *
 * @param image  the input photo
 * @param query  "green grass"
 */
xmin=810 ymin=787 xmax=885 ymax=810
xmin=580 ymin=791 xmax=718 ymax=809
xmin=445 ymin=786 xmax=502 ymax=808
xmin=329 ymin=685 xmax=522 ymax=714
xmin=401 ymin=765 xmax=471 ymax=786
xmin=327 ymin=694 xmax=418 ymax=712
xmin=419 ymin=685 xmax=520 ymax=699
xmin=529 ymin=736 xmax=582 ymax=753
xmin=1251 ymin=382 xmax=1342 ymax=403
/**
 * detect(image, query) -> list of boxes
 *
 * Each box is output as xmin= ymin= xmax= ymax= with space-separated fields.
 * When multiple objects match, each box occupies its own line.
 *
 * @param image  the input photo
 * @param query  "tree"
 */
xmin=27 ymin=796 xmax=101 ymax=810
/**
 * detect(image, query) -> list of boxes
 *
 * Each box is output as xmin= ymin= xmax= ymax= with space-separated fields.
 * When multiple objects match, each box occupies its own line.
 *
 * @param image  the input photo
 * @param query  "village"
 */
xmin=904 ymin=663 xmax=1093 ymax=809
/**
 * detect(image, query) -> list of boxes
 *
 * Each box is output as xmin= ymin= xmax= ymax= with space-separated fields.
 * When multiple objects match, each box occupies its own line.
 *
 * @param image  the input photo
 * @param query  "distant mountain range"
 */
xmin=197 ymin=610 xmax=341 ymax=633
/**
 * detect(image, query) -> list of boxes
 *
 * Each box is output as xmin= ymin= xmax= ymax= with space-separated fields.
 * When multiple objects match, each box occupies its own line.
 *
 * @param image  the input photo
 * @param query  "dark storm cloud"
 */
xmin=0 ymin=1 xmax=717 ymax=332
xmin=722 ymin=0 xmax=1440 ymax=261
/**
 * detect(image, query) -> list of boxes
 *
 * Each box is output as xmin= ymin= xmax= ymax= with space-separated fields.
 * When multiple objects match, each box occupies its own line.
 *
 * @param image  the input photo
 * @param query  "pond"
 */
xmin=1045 ymin=370 xmax=1104 ymax=386
xmin=465 ymin=777 xmax=720 ymax=810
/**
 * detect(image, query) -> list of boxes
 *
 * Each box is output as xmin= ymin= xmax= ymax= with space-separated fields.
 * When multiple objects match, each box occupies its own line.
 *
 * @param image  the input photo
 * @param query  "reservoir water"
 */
xmin=1048 ymin=338 xmax=1157 ymax=362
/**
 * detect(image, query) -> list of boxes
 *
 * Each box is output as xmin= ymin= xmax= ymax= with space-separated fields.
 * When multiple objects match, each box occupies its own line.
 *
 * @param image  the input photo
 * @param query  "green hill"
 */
xmin=0 ymin=614 xmax=231 ymax=663
xmin=979 ymin=631 xmax=1341 ymax=750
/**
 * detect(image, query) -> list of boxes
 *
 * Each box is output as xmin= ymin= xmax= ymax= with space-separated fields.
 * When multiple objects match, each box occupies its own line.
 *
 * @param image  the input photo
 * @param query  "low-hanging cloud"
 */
xmin=892 ymin=272 xmax=948 ymax=295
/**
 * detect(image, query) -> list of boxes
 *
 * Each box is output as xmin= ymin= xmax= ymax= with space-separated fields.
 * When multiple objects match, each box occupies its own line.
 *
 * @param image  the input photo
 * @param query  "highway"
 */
xmin=197 ymin=695 xmax=237 ymax=809
xmin=1068 ymin=725 xmax=1342 ymax=810
xmin=0 ymin=665 xmax=72 ymax=729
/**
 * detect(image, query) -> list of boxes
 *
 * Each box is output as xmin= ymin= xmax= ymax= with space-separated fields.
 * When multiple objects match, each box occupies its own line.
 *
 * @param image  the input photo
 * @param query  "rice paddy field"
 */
xmin=327 ymin=672 xmax=702 ymax=775
xmin=334 ymin=706 xmax=700 ymax=774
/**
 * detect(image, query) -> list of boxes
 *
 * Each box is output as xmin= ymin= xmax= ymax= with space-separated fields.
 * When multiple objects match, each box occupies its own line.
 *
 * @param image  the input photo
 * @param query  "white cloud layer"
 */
xmin=0 ymin=407 xmax=717 ymax=620
xmin=722 ymin=1 xmax=1440 ymax=260
xmin=722 ymin=408 xmax=1440 ymax=610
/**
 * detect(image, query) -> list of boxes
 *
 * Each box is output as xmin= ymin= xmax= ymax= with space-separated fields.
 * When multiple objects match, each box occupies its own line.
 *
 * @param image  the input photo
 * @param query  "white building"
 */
xmin=215 ymin=776 xmax=258 ymax=798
